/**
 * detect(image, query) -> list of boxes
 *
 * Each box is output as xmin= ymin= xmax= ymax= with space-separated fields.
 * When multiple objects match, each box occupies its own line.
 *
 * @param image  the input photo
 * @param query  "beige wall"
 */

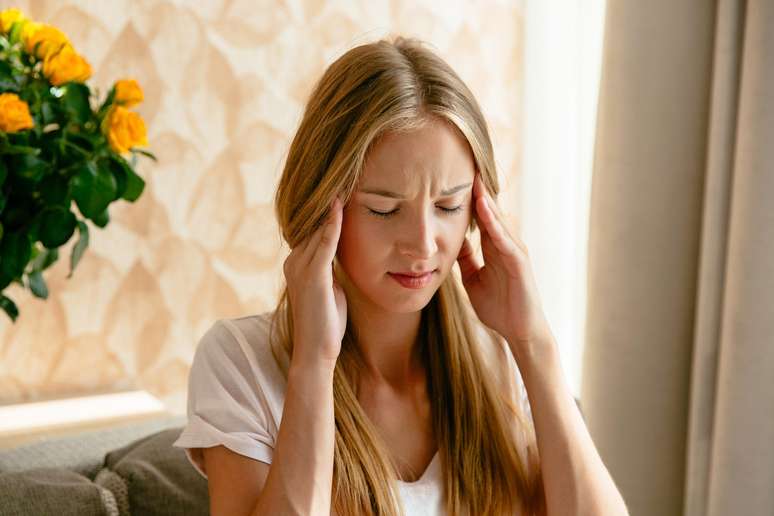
xmin=0 ymin=0 xmax=524 ymax=414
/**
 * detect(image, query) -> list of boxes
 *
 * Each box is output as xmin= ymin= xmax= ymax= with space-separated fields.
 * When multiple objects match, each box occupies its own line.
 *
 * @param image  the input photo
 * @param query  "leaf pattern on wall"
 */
xmin=0 ymin=0 xmax=525 ymax=414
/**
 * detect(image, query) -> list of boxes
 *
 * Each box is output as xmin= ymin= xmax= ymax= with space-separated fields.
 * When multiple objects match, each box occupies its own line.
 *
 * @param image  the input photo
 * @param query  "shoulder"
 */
xmin=196 ymin=310 xmax=275 ymax=362
xmin=191 ymin=309 xmax=288 ymax=394
xmin=176 ymin=310 xmax=285 ymax=472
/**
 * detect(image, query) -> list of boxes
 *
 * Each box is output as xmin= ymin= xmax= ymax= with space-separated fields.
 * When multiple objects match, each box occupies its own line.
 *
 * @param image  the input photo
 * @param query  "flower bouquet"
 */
xmin=0 ymin=8 xmax=155 ymax=322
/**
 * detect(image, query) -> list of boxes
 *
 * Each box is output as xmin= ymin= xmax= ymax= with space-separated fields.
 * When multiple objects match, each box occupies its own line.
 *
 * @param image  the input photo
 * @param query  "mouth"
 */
xmin=387 ymin=269 xmax=437 ymax=289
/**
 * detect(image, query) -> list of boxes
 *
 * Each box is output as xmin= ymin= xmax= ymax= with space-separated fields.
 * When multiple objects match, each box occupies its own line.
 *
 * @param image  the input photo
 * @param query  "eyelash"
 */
xmin=368 ymin=206 xmax=464 ymax=218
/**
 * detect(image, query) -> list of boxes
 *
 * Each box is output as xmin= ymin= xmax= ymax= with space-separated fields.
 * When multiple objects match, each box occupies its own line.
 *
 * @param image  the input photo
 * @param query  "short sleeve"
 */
xmin=172 ymin=319 xmax=276 ymax=478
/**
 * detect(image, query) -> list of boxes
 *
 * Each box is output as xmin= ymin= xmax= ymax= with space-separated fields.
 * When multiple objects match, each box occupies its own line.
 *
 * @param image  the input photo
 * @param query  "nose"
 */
xmin=397 ymin=209 xmax=439 ymax=259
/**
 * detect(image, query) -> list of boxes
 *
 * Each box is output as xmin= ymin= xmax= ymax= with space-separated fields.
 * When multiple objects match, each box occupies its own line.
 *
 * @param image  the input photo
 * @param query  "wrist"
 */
xmin=506 ymin=332 xmax=560 ymax=375
xmin=289 ymin=356 xmax=337 ymax=380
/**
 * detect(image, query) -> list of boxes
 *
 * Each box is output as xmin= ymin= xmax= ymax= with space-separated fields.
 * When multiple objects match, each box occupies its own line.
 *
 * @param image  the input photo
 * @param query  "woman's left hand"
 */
xmin=456 ymin=172 xmax=555 ymax=355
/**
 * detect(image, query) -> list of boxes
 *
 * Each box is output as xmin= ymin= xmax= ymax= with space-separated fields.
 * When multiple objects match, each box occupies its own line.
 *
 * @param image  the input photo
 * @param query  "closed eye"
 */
xmin=368 ymin=206 xmax=464 ymax=218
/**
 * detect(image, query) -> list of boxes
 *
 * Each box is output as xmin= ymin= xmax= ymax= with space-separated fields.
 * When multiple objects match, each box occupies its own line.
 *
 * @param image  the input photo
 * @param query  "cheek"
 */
xmin=338 ymin=213 xmax=386 ymax=273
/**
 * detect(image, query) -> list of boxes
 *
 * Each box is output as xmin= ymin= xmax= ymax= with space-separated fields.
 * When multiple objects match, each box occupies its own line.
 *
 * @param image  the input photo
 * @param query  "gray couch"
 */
xmin=0 ymin=416 xmax=209 ymax=516
xmin=0 ymin=401 xmax=584 ymax=515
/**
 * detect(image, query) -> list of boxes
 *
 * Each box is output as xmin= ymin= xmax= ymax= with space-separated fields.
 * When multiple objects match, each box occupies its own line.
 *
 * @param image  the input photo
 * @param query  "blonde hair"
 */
xmin=270 ymin=36 xmax=545 ymax=515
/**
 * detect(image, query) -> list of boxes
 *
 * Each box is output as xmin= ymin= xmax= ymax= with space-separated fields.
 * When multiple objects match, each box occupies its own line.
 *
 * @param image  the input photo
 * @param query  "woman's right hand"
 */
xmin=283 ymin=197 xmax=347 ymax=369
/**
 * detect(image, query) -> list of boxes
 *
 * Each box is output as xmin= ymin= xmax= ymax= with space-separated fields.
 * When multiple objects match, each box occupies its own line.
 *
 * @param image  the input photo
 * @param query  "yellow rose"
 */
xmin=0 ymin=93 xmax=34 ymax=133
xmin=114 ymin=79 xmax=144 ymax=108
xmin=0 ymin=8 xmax=26 ymax=33
xmin=43 ymin=44 xmax=92 ymax=86
xmin=105 ymin=106 xmax=148 ymax=154
xmin=23 ymin=23 xmax=69 ymax=60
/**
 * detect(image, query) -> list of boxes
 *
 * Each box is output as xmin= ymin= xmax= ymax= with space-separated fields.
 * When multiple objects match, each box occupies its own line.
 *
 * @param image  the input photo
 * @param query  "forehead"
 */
xmin=360 ymin=119 xmax=476 ymax=187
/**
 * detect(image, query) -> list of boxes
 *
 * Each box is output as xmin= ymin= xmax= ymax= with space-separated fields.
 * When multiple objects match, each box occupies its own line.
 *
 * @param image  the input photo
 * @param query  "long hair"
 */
xmin=270 ymin=36 xmax=545 ymax=515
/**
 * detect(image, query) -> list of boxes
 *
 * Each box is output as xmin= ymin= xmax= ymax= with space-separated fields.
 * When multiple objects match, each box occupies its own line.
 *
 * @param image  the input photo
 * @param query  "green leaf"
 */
xmin=39 ymin=173 xmax=70 ymax=205
xmin=0 ymin=194 xmax=35 ymax=229
xmin=71 ymin=161 xmax=117 ymax=220
xmin=66 ymin=131 xmax=96 ymax=152
xmin=92 ymin=207 xmax=109 ymax=227
xmin=8 ymin=153 xmax=48 ymax=181
xmin=29 ymin=245 xmax=59 ymax=272
xmin=0 ymin=294 xmax=19 ymax=322
xmin=8 ymin=21 xmax=25 ymax=45
xmin=108 ymin=155 xmax=145 ymax=202
xmin=0 ymin=231 xmax=32 ymax=279
xmin=0 ymin=271 xmax=10 ymax=290
xmin=60 ymin=83 xmax=93 ymax=125
xmin=97 ymin=158 xmax=122 ymax=200
xmin=39 ymin=206 xmax=77 ymax=248
xmin=0 ymin=144 xmax=41 ymax=155
xmin=67 ymin=220 xmax=89 ymax=279
xmin=41 ymin=101 xmax=57 ymax=125
xmin=0 ymin=60 xmax=17 ymax=91
xmin=28 ymin=270 xmax=48 ymax=299
xmin=131 ymin=149 xmax=158 ymax=162
xmin=97 ymin=86 xmax=116 ymax=118
xmin=28 ymin=243 xmax=40 ymax=263
xmin=61 ymin=138 xmax=91 ymax=159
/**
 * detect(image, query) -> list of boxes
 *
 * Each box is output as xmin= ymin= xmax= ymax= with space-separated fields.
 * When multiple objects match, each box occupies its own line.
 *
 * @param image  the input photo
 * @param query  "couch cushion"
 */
xmin=0 ymin=468 xmax=117 ymax=516
xmin=0 ymin=415 xmax=186 ymax=478
xmin=101 ymin=427 xmax=208 ymax=516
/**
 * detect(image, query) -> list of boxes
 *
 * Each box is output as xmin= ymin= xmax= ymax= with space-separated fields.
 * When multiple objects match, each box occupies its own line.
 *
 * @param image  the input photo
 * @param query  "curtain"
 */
xmin=582 ymin=1 xmax=773 ymax=515
xmin=520 ymin=0 xmax=607 ymax=399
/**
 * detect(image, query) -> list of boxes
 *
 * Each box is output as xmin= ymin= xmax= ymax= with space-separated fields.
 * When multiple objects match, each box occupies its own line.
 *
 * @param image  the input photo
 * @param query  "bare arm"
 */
xmin=205 ymin=196 xmax=344 ymax=515
xmin=252 ymin=360 xmax=336 ymax=515
xmin=510 ymin=336 xmax=629 ymax=516
xmin=204 ymin=359 xmax=336 ymax=516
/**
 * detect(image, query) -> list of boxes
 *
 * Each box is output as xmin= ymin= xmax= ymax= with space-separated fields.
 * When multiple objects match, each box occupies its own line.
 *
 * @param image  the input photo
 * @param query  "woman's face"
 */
xmin=337 ymin=118 xmax=476 ymax=314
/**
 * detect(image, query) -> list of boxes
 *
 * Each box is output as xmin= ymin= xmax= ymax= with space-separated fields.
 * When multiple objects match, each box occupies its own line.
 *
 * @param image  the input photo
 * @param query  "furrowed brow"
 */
xmin=359 ymin=182 xmax=472 ymax=199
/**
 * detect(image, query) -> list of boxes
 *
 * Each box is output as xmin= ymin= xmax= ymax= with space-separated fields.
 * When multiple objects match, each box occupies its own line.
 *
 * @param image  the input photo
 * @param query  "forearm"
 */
xmin=509 ymin=336 xmax=629 ymax=516
xmin=252 ymin=359 xmax=336 ymax=516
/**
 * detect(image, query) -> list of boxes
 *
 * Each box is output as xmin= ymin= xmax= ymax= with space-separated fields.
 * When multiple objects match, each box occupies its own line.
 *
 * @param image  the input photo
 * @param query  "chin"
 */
xmin=381 ymin=296 xmax=433 ymax=314
xmin=372 ymin=281 xmax=442 ymax=314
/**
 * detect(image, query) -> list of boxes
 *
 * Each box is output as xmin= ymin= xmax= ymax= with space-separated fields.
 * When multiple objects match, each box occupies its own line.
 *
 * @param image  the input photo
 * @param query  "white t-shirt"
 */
xmin=173 ymin=310 xmax=531 ymax=515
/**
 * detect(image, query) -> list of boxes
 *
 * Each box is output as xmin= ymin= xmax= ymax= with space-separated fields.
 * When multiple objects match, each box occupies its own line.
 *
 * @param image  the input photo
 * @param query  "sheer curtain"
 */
xmin=520 ymin=0 xmax=607 ymax=397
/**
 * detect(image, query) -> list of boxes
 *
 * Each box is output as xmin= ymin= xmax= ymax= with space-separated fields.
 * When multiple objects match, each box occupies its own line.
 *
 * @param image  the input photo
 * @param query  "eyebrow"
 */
xmin=359 ymin=182 xmax=472 ymax=199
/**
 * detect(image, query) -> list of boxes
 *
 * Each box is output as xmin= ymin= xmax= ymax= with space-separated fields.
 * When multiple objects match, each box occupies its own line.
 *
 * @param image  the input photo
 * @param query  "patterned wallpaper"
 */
xmin=0 ymin=0 xmax=524 ymax=415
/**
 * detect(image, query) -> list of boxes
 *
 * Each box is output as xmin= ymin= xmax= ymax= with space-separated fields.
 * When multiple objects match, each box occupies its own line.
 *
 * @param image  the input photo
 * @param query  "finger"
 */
xmin=456 ymin=236 xmax=482 ymax=283
xmin=300 ymin=197 xmax=340 ymax=265
xmin=301 ymin=223 xmax=325 ymax=265
xmin=311 ymin=197 xmax=343 ymax=267
xmin=476 ymin=194 xmax=517 ymax=256
xmin=474 ymin=173 xmax=508 ymax=230
xmin=298 ymin=231 xmax=317 ymax=255
xmin=472 ymin=173 xmax=498 ymax=237
xmin=473 ymin=173 xmax=521 ymax=253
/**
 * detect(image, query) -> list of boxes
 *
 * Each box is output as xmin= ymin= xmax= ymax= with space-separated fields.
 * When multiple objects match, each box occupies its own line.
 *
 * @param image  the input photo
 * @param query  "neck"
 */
xmin=349 ymin=305 xmax=424 ymax=391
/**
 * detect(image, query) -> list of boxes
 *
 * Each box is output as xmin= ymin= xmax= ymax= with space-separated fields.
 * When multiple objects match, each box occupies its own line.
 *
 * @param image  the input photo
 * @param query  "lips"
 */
xmin=388 ymin=269 xmax=436 ymax=289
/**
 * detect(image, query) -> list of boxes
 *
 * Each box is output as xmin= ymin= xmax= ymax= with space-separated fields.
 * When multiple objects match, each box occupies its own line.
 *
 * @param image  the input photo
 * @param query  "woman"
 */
xmin=174 ymin=36 xmax=628 ymax=516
